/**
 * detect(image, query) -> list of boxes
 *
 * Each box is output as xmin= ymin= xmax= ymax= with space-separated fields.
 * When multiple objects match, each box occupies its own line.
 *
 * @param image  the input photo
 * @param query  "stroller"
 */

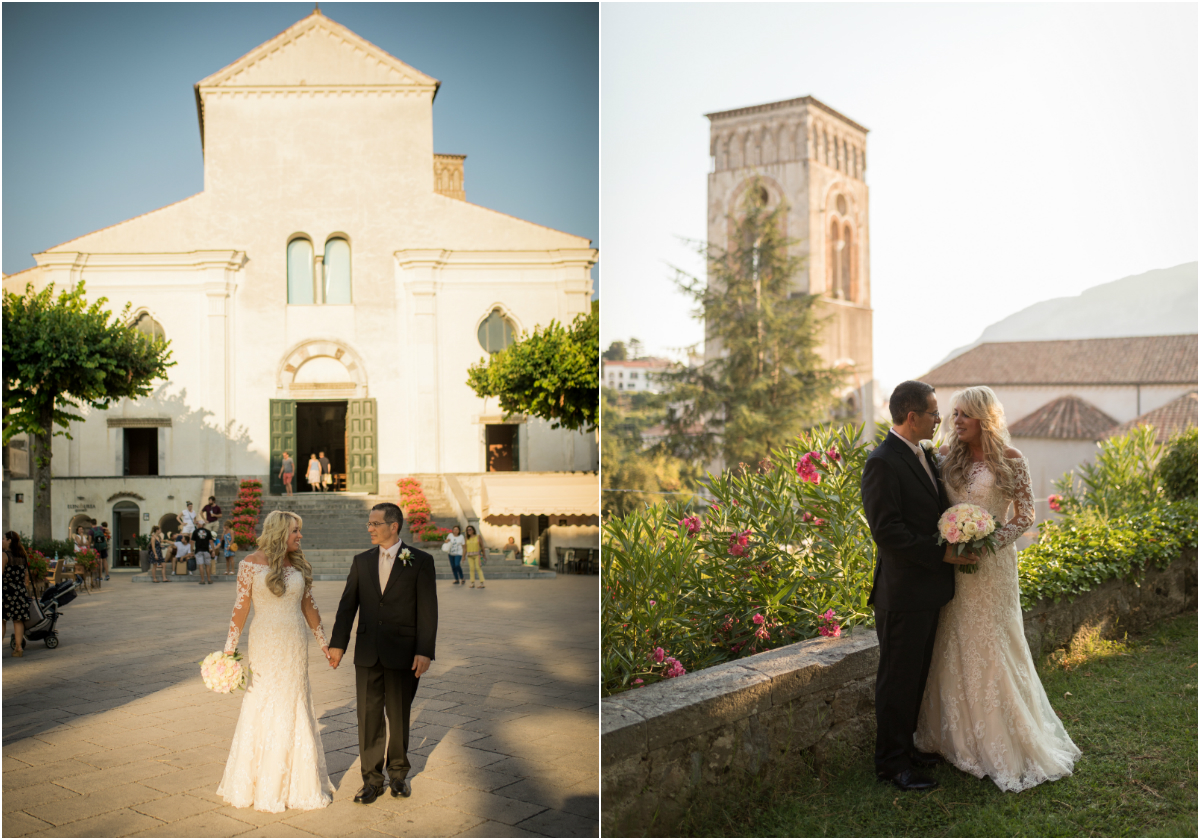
xmin=11 ymin=579 xmax=79 ymax=650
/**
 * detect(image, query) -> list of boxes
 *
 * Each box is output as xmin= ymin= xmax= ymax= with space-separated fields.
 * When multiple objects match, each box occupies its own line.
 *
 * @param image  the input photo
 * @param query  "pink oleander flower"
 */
xmin=752 ymin=613 xmax=765 ymax=625
xmin=662 ymin=657 xmax=686 ymax=679
xmin=728 ymin=528 xmax=751 ymax=557
xmin=755 ymin=625 xmax=770 ymax=641
xmin=710 ymin=503 xmax=720 ymax=513
xmin=826 ymin=448 xmax=841 ymax=462
xmin=814 ymin=518 xmax=826 ymax=527
xmin=650 ymin=647 xmax=665 ymax=664
xmin=795 ymin=455 xmax=821 ymax=484
xmin=679 ymin=515 xmax=701 ymax=536
xmin=823 ymin=609 xmax=835 ymax=620
xmin=649 ymin=600 xmax=656 ymax=606
xmin=817 ymin=609 xmax=842 ymax=639
xmin=633 ymin=678 xmax=644 ymax=686
xmin=1048 ymin=494 xmax=1063 ymax=513
xmin=818 ymin=624 xmax=842 ymax=638
xmin=802 ymin=512 xmax=814 ymax=523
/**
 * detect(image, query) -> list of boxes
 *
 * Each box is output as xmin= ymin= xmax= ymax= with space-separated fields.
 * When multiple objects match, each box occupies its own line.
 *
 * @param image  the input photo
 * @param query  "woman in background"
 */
xmin=3 ymin=532 xmax=31 ymax=657
xmin=464 ymin=526 xmax=487 ymax=590
xmin=148 ymin=526 xmax=167 ymax=583
xmin=305 ymin=454 xmax=322 ymax=493
xmin=444 ymin=526 xmax=465 ymax=586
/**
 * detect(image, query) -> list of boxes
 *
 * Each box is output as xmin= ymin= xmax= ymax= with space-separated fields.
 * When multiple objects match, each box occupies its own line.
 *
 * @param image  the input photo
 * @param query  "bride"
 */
xmin=217 ymin=510 xmax=335 ymax=811
xmin=915 ymin=386 xmax=1081 ymax=791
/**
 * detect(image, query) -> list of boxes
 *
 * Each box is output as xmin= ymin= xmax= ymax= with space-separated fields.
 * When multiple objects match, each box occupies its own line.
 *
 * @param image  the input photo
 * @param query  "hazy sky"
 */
xmin=3 ymin=2 xmax=599 ymax=289
xmin=601 ymin=2 xmax=1197 ymax=392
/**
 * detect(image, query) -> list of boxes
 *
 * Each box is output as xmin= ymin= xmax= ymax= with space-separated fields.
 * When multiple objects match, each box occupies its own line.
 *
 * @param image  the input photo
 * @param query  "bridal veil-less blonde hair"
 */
xmin=939 ymin=386 xmax=1022 ymax=501
xmin=257 ymin=510 xmax=314 ymax=597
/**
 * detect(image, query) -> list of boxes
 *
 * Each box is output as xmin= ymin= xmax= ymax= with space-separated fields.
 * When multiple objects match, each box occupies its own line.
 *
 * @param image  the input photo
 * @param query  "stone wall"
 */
xmin=601 ymin=549 xmax=1197 ymax=836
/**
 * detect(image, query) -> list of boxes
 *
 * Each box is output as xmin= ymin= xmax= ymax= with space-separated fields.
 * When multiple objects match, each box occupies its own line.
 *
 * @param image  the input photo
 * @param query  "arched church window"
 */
xmin=478 ymin=308 xmax=516 ymax=354
xmin=324 ymin=237 xmax=352 ymax=304
xmin=287 ymin=237 xmax=314 ymax=305
xmin=841 ymin=224 xmax=854 ymax=301
xmin=836 ymin=194 xmax=847 ymax=215
xmin=132 ymin=312 xmax=165 ymax=341
xmin=828 ymin=219 xmax=841 ymax=297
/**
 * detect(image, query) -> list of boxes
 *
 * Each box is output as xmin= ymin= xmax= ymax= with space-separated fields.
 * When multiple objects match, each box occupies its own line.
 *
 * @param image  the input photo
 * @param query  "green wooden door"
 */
xmin=347 ymin=398 xmax=378 ymax=494
xmin=269 ymin=400 xmax=297 ymax=495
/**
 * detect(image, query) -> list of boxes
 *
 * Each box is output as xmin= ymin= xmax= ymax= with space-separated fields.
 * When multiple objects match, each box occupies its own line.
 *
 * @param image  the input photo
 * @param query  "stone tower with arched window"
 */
xmin=706 ymin=95 xmax=874 ymax=421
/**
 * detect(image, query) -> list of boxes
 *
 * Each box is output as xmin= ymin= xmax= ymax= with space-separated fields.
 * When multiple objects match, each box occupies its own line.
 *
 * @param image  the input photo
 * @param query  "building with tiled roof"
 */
xmin=1103 ymin=391 xmax=1198 ymax=443
xmin=1007 ymin=395 xmax=1118 ymax=440
xmin=920 ymin=334 xmax=1197 ymax=526
xmin=603 ymin=358 xmax=676 ymax=394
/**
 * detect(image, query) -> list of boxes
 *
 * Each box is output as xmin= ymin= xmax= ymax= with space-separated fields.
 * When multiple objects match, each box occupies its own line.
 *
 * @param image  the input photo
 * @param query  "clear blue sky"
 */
xmin=2 ymin=2 xmax=599 ymax=291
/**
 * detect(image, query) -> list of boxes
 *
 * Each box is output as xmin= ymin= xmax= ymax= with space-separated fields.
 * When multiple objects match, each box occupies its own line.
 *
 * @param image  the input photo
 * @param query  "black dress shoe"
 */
xmin=911 ymin=750 xmax=945 ymax=768
xmin=354 ymin=783 xmax=382 ymax=804
xmin=389 ymin=777 xmax=411 ymax=798
xmin=877 ymin=768 xmax=938 ymax=791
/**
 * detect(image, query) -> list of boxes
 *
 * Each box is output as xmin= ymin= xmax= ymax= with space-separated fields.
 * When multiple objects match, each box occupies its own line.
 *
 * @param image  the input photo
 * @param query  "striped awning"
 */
xmin=480 ymin=473 xmax=598 ymax=517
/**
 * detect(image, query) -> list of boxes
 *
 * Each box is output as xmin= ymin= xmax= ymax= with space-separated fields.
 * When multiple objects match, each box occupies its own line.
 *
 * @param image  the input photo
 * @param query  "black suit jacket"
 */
xmin=861 ymin=432 xmax=953 ymax=611
xmin=329 ymin=543 xmax=438 ymax=670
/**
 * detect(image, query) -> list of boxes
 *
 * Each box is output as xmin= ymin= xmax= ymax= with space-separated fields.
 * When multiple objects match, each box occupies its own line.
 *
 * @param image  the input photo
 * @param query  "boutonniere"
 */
xmin=919 ymin=440 xmax=940 ymax=465
xmin=398 ymin=547 xmax=413 ymax=567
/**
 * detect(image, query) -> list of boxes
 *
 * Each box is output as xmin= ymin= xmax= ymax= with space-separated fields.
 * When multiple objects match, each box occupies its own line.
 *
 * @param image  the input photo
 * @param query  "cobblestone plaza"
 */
xmin=2 ymin=574 xmax=598 ymax=837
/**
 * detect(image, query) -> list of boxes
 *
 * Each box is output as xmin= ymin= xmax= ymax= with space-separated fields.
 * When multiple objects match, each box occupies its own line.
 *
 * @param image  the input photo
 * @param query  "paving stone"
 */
xmin=159 ymin=744 xmax=232 ymax=770
xmin=372 ymin=776 xmax=464 ymax=813
xmin=131 ymin=793 xmax=222 ymax=822
xmin=1 ymin=810 xmax=54 ymax=837
xmin=416 ymin=761 xmax=521 ymax=793
xmin=54 ymin=759 xmax=177 ymax=795
xmin=143 ymin=763 xmax=227 ymax=795
xmin=24 ymin=807 xmax=165 ymax=838
xmin=3 ymin=759 xmax=98 ymax=790
xmin=370 ymin=803 xmax=486 ymax=837
xmin=449 ymin=789 xmax=548 ymax=826
xmin=24 ymin=782 xmax=165 ymax=827
xmin=126 ymin=810 xmax=256 ymax=837
xmin=515 ymin=807 xmax=599 ymax=837
xmin=455 ymin=819 xmax=546 ymax=837
xmin=212 ymin=805 xmax=295 ymax=827
xmin=77 ymin=742 xmax=172 ymax=770
xmin=233 ymin=824 xmax=319 ymax=837
xmin=279 ymin=799 xmax=394 ymax=836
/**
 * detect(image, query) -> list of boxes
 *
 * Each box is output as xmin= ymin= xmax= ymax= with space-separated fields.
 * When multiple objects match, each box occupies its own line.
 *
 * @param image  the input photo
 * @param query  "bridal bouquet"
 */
xmin=200 ymin=650 xmax=250 ymax=694
xmin=935 ymin=503 xmax=998 ymax=575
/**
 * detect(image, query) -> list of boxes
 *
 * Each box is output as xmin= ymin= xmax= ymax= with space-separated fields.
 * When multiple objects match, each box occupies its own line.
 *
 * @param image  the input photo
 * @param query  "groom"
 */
xmin=861 ymin=380 xmax=974 ymax=792
xmin=328 ymin=503 xmax=438 ymax=805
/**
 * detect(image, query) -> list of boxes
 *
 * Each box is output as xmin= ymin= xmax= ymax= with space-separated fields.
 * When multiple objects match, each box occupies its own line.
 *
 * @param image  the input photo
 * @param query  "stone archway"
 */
xmin=276 ymin=339 xmax=368 ymax=400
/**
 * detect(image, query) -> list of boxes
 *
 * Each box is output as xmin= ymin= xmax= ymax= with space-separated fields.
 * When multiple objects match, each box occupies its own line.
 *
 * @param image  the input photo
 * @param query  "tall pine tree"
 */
xmin=664 ymin=179 xmax=843 ymax=468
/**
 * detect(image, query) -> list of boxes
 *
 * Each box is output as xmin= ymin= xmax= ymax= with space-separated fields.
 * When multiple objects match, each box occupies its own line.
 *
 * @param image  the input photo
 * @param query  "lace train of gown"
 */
xmin=216 ymin=562 xmax=334 ymax=812
xmin=915 ymin=455 xmax=1082 ymax=792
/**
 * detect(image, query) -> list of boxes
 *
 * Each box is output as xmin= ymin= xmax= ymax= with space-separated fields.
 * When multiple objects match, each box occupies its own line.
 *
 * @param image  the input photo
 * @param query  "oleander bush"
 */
xmin=603 ymin=423 xmax=875 ymax=696
xmin=231 ymin=479 xmax=264 ymax=547
xmin=1052 ymin=426 xmax=1164 ymax=516
xmin=1158 ymin=425 xmax=1198 ymax=502
xmin=396 ymin=477 xmax=451 ymax=542
xmin=1018 ymin=498 xmax=1197 ymax=611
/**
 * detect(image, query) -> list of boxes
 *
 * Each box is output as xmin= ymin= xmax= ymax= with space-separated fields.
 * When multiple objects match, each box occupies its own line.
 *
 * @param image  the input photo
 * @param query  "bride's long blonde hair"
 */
xmin=257 ymin=510 xmax=314 ymax=597
xmin=939 ymin=386 xmax=1021 ymax=500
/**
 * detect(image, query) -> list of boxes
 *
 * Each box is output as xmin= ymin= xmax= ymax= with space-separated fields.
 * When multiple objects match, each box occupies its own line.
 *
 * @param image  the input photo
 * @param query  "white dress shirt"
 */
xmin=377 ymin=540 xmax=404 ymax=589
xmin=890 ymin=429 xmax=938 ymax=492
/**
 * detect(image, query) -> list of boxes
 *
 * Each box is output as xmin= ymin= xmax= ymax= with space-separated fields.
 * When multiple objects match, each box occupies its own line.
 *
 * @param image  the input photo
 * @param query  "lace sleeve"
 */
xmin=301 ymin=584 xmax=328 ymax=649
xmin=224 ymin=561 xmax=256 ymax=654
xmin=993 ymin=456 xmax=1035 ymax=549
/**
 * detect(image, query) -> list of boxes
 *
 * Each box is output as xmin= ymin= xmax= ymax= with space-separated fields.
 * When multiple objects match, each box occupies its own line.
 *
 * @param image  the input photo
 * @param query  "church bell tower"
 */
xmin=705 ymin=95 xmax=874 ymax=422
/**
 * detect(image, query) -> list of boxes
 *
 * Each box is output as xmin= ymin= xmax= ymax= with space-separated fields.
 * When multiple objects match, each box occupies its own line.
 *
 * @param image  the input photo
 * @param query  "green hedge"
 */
xmin=1018 ymin=499 xmax=1197 ymax=611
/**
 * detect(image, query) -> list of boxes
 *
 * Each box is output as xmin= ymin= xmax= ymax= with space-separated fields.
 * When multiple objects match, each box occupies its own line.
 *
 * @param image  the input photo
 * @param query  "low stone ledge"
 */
xmin=602 ymin=549 xmax=1196 ymax=836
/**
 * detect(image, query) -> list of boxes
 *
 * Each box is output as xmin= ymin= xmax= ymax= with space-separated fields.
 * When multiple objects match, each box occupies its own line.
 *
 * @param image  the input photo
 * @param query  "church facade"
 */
xmin=3 ymin=11 xmax=598 ymax=552
xmin=706 ymin=95 xmax=874 ymax=421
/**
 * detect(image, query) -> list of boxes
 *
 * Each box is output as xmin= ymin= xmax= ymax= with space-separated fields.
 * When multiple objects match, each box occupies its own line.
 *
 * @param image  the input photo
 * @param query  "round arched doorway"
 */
xmin=111 ymin=501 xmax=141 ymax=568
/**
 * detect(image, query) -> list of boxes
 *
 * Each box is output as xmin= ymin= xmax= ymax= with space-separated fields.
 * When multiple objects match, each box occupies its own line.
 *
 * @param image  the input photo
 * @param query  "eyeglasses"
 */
xmin=366 ymin=520 xmax=389 ymax=529
xmin=913 ymin=410 xmax=941 ymax=420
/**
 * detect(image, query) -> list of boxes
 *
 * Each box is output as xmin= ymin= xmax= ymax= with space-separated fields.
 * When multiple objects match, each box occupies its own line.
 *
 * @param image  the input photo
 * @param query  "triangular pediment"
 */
xmin=198 ymin=11 xmax=438 ymax=90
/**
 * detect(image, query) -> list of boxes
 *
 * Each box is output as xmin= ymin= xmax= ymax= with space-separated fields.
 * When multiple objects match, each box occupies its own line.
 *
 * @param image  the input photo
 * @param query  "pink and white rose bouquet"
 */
xmin=935 ymin=503 xmax=998 ymax=575
xmin=201 ymin=650 xmax=250 ymax=694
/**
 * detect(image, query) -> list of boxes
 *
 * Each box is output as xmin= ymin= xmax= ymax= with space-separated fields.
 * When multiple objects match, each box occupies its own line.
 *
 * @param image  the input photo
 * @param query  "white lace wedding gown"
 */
xmin=915 ymin=455 xmax=1081 ymax=792
xmin=216 ymin=562 xmax=334 ymax=811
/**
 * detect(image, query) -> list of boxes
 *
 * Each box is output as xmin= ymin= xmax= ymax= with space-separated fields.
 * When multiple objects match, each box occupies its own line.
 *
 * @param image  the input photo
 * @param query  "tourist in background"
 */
xmin=92 ymin=521 xmax=111 ymax=581
xmin=219 ymin=522 xmax=236 ymax=576
xmin=181 ymin=502 xmax=197 ymax=536
xmin=503 ymin=537 xmax=518 ymax=563
xmin=148 ymin=526 xmax=167 ymax=583
xmin=306 ymin=454 xmax=322 ymax=492
xmin=175 ymin=533 xmax=194 ymax=576
xmin=319 ymin=451 xmax=332 ymax=491
xmin=3 ymin=532 xmax=31 ymax=658
xmin=194 ymin=524 xmax=215 ymax=585
xmin=280 ymin=451 xmax=295 ymax=496
xmin=443 ymin=526 xmax=465 ymax=585
xmin=202 ymin=495 xmax=222 ymax=526
xmin=73 ymin=524 xmax=91 ymax=556
xmin=464 ymin=526 xmax=487 ymax=589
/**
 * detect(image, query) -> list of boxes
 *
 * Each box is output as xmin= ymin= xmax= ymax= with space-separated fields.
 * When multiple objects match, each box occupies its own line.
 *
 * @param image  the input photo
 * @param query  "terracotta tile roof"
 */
xmin=603 ymin=358 xmax=675 ymax=369
xmin=1103 ymin=391 xmax=1198 ymax=443
xmin=922 ymin=335 xmax=1197 ymax=386
xmin=1008 ymin=395 xmax=1117 ymax=440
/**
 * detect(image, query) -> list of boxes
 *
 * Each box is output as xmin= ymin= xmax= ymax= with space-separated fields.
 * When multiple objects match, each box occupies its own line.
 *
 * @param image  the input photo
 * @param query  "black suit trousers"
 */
xmin=874 ymin=606 xmax=940 ymax=777
xmin=356 ymin=662 xmax=419 ymax=787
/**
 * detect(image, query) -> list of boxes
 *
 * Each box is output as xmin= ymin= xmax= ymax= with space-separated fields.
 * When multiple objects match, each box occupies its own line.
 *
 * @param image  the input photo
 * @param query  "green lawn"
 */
xmin=677 ymin=611 xmax=1198 ymax=838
